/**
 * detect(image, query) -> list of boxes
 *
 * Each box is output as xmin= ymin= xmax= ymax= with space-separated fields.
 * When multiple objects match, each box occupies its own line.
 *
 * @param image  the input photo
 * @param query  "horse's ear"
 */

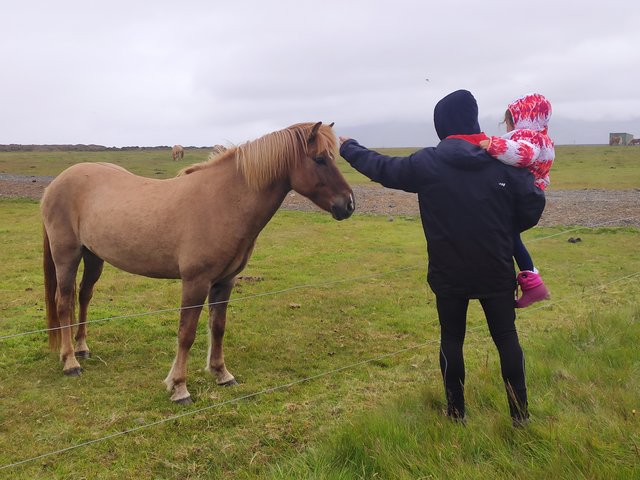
xmin=308 ymin=122 xmax=322 ymax=144
xmin=329 ymin=122 xmax=335 ymax=128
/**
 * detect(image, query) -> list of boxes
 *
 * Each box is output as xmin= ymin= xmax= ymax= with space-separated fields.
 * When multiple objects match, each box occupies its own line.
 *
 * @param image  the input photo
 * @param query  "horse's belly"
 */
xmin=81 ymin=229 xmax=181 ymax=279
xmin=104 ymin=254 xmax=181 ymax=279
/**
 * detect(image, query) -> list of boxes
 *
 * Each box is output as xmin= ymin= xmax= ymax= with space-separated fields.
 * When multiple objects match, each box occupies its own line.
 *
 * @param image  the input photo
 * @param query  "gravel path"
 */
xmin=1 ymin=174 xmax=638 ymax=227
xmin=282 ymin=184 xmax=640 ymax=228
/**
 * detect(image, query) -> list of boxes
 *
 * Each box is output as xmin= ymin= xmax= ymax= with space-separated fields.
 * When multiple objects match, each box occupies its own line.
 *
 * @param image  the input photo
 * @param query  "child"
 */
xmin=480 ymin=93 xmax=554 ymax=308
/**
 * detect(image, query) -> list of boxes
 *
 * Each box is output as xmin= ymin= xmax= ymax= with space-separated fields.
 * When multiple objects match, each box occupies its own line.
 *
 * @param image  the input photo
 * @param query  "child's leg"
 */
xmin=513 ymin=231 xmax=550 ymax=307
xmin=513 ymin=231 xmax=534 ymax=272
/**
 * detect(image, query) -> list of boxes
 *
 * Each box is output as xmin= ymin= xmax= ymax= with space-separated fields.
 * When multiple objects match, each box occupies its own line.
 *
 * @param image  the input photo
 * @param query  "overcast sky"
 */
xmin=2 ymin=0 xmax=639 ymax=147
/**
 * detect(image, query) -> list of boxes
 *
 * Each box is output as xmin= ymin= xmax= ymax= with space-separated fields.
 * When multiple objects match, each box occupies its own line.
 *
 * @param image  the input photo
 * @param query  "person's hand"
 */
xmin=479 ymin=139 xmax=490 ymax=149
xmin=339 ymin=136 xmax=351 ymax=145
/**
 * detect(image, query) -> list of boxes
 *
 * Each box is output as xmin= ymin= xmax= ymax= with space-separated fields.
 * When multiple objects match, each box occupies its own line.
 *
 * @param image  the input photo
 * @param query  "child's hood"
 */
xmin=508 ymin=93 xmax=552 ymax=133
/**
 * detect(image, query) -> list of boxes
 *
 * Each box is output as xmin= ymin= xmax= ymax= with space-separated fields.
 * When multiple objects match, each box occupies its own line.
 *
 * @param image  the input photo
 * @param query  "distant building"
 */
xmin=609 ymin=132 xmax=634 ymax=145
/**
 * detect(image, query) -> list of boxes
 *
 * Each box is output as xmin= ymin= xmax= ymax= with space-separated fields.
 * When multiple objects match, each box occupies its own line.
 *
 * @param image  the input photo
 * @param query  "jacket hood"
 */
xmin=508 ymin=93 xmax=552 ymax=133
xmin=434 ymin=90 xmax=481 ymax=140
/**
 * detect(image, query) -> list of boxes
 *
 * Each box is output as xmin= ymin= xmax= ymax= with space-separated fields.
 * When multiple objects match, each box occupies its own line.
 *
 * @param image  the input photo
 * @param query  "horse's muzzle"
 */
xmin=331 ymin=193 xmax=355 ymax=220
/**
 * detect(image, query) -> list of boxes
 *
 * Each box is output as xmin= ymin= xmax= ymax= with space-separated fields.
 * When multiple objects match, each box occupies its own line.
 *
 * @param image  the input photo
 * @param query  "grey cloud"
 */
xmin=1 ymin=0 xmax=639 ymax=147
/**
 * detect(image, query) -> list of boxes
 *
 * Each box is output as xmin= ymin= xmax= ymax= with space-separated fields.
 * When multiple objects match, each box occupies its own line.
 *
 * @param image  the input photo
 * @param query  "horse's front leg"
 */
xmin=206 ymin=280 xmax=237 ymax=386
xmin=163 ymin=279 xmax=209 ymax=404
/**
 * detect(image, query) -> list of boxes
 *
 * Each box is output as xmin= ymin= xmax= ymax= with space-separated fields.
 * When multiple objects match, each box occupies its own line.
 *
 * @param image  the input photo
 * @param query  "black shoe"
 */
xmin=444 ymin=407 xmax=466 ymax=425
xmin=512 ymin=416 xmax=531 ymax=428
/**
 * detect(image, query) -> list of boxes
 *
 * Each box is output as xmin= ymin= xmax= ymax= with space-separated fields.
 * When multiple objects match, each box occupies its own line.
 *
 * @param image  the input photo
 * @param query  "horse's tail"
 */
xmin=43 ymin=225 xmax=60 ymax=350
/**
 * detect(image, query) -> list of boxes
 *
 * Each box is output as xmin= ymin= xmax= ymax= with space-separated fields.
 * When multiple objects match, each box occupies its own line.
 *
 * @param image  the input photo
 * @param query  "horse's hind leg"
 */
xmin=75 ymin=248 xmax=104 ymax=359
xmin=206 ymin=280 xmax=237 ymax=386
xmin=54 ymin=251 xmax=83 ymax=376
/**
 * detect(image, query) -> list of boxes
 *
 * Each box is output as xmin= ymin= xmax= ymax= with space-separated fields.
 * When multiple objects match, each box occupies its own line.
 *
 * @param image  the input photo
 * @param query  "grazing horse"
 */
xmin=41 ymin=122 xmax=355 ymax=403
xmin=172 ymin=144 xmax=184 ymax=160
xmin=629 ymin=138 xmax=640 ymax=145
xmin=211 ymin=144 xmax=227 ymax=156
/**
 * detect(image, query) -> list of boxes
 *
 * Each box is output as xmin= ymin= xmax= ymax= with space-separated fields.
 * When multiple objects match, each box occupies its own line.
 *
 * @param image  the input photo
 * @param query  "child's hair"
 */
xmin=501 ymin=109 xmax=514 ymax=128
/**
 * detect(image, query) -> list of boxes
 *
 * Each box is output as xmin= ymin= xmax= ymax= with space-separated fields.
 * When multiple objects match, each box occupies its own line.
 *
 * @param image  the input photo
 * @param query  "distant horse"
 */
xmin=41 ymin=122 xmax=354 ymax=403
xmin=629 ymin=138 xmax=640 ymax=145
xmin=609 ymin=136 xmax=621 ymax=146
xmin=211 ymin=144 xmax=227 ymax=156
xmin=172 ymin=144 xmax=184 ymax=160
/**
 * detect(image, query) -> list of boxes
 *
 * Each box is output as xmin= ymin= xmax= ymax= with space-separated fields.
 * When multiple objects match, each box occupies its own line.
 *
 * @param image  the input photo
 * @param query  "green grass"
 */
xmin=270 ymin=305 xmax=640 ymax=479
xmin=0 ymin=149 xmax=209 ymax=179
xmin=2 ymin=145 xmax=640 ymax=189
xmin=1 ymin=146 xmax=638 ymax=478
xmin=0 ymin=196 xmax=638 ymax=479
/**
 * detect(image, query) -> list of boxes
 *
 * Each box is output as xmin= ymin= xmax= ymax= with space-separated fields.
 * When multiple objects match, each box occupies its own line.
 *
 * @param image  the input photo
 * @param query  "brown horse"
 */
xmin=172 ymin=144 xmax=184 ymax=160
xmin=211 ymin=144 xmax=227 ymax=156
xmin=41 ymin=122 xmax=354 ymax=403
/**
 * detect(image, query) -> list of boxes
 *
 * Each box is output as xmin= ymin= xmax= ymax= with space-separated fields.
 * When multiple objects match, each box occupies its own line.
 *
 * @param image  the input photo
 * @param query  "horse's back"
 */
xmin=42 ymin=162 xmax=132 ymax=212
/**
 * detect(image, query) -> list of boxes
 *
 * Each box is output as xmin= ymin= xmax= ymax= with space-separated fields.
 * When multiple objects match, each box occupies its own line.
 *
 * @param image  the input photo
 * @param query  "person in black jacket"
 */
xmin=339 ymin=89 xmax=545 ymax=426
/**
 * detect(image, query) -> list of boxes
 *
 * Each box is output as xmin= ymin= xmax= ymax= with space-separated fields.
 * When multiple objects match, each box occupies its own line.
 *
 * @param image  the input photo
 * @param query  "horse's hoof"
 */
xmin=173 ymin=396 xmax=193 ymax=405
xmin=75 ymin=350 xmax=91 ymax=359
xmin=64 ymin=367 xmax=83 ymax=377
xmin=219 ymin=378 xmax=239 ymax=387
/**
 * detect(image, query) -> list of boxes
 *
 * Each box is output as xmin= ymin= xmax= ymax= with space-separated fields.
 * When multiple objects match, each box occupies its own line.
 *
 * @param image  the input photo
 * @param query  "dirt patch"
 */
xmin=0 ymin=174 xmax=55 ymax=201
xmin=1 ymin=174 xmax=638 ymax=228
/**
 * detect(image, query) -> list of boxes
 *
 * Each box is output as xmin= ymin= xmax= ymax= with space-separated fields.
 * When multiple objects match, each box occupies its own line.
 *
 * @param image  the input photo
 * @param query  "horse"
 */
xmin=629 ymin=138 xmax=640 ymax=145
xmin=609 ymin=136 xmax=621 ymax=146
xmin=211 ymin=144 xmax=227 ymax=156
xmin=172 ymin=144 xmax=184 ymax=160
xmin=41 ymin=122 xmax=355 ymax=403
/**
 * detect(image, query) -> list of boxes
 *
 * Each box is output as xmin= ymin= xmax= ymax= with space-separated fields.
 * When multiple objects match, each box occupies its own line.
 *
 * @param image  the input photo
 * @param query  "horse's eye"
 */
xmin=313 ymin=156 xmax=327 ymax=165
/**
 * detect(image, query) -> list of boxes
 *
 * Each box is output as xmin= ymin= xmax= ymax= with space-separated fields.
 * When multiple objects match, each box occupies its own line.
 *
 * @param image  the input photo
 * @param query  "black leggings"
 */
xmin=436 ymin=293 xmax=528 ymax=419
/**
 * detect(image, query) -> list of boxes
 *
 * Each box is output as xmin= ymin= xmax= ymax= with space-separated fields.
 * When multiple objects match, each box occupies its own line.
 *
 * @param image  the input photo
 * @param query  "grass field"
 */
xmin=1 ymin=144 xmax=640 ymax=189
xmin=0 ymin=148 xmax=639 ymax=478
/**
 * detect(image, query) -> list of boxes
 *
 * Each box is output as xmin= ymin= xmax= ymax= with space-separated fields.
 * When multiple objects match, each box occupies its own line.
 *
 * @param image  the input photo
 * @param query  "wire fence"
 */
xmin=1 ymin=217 xmax=634 ymax=341
xmin=0 ymin=218 xmax=638 ymax=471
xmin=1 ymin=268 xmax=638 ymax=472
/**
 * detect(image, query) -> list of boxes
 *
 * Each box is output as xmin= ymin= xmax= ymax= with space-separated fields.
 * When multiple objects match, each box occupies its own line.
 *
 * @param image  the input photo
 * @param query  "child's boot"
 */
xmin=515 ymin=270 xmax=550 ymax=308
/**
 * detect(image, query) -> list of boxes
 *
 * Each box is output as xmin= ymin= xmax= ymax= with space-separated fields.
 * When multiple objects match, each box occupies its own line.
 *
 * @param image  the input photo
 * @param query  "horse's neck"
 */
xmin=237 ymin=179 xmax=290 ymax=234
xmin=190 ymin=163 xmax=290 ymax=236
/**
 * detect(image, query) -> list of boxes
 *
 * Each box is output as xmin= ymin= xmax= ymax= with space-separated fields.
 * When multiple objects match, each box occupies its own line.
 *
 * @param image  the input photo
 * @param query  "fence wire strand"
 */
xmin=0 ymin=266 xmax=419 ymax=341
xmin=1 ymin=268 xmax=638 ymax=471
xmin=1 ymin=217 xmax=635 ymax=341
xmin=0 ymin=218 xmax=638 ymax=471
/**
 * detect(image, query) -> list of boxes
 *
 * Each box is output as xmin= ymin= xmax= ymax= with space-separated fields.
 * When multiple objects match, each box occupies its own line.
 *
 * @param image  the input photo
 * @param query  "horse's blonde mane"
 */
xmin=178 ymin=123 xmax=336 ymax=189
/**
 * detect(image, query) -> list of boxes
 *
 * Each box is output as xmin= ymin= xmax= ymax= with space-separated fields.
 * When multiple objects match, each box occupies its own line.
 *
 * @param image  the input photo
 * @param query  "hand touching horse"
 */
xmin=41 ymin=122 xmax=355 ymax=403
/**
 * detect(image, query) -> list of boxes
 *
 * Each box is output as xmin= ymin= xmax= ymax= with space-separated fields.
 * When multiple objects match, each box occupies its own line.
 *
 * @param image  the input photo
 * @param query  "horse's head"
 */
xmin=289 ymin=122 xmax=355 ymax=220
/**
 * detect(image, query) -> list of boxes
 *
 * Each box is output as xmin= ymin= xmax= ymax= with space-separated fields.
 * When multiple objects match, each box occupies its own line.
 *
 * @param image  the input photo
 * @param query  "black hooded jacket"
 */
xmin=340 ymin=90 xmax=545 ymax=297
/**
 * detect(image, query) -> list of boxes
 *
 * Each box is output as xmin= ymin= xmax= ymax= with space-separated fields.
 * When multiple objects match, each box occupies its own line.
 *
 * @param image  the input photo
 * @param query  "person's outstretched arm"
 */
xmin=339 ymin=137 xmax=435 ymax=193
